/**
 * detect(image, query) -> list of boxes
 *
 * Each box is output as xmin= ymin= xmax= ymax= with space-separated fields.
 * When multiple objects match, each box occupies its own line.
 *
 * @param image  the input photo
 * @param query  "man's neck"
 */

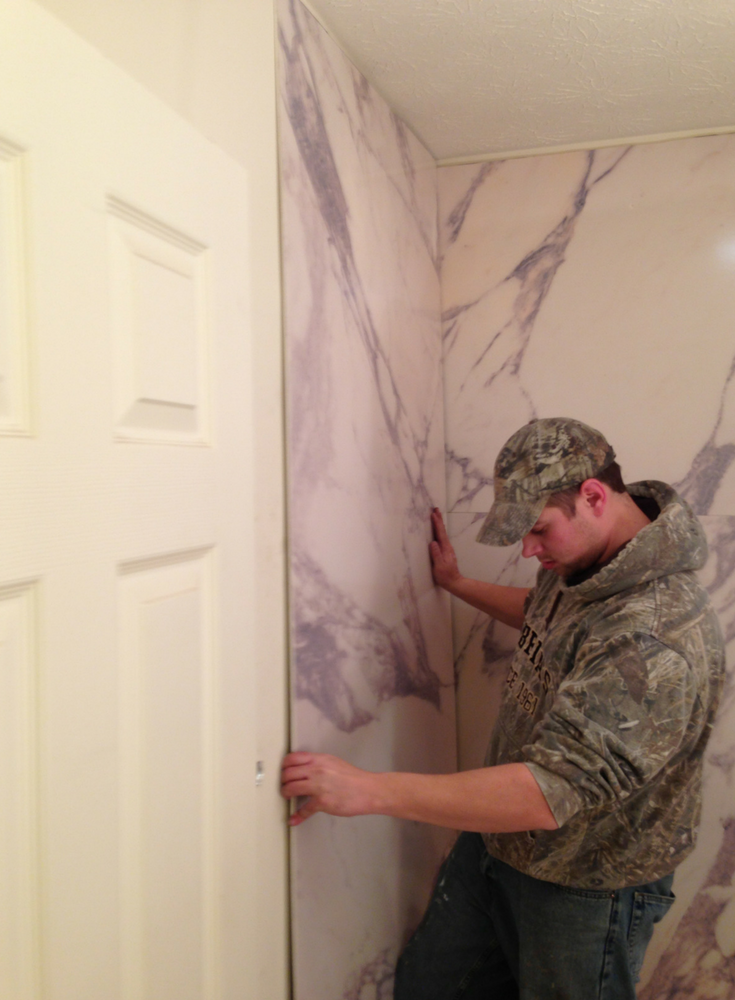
xmin=599 ymin=493 xmax=652 ymax=565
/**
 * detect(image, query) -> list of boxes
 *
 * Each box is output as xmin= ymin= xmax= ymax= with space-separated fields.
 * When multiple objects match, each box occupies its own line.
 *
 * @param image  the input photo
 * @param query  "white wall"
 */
xmin=31 ymin=0 xmax=290 ymax=994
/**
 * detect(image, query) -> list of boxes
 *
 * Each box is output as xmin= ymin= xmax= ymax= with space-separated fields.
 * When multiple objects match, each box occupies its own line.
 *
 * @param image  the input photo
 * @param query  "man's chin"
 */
xmin=560 ymin=558 xmax=601 ymax=581
xmin=540 ymin=557 xmax=596 ymax=579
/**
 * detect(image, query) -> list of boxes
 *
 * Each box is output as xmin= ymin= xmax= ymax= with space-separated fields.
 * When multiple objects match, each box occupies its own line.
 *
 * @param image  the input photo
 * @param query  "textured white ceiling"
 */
xmin=303 ymin=0 xmax=735 ymax=161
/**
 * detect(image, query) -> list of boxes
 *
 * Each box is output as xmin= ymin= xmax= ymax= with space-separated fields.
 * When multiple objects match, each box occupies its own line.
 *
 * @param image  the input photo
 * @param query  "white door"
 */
xmin=0 ymin=1 xmax=267 ymax=997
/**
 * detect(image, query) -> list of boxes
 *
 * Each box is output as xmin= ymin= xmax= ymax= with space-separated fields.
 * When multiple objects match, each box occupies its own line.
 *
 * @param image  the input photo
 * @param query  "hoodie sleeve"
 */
xmin=520 ymin=630 xmax=700 ymax=828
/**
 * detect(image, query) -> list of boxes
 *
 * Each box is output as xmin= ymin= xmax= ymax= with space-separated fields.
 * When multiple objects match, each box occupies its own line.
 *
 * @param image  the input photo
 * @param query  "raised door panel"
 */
xmin=108 ymin=198 xmax=211 ymax=444
xmin=119 ymin=551 xmax=216 ymax=1000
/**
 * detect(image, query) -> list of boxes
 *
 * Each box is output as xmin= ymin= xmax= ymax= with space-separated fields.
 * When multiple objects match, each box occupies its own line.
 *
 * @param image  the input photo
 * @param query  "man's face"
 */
xmin=521 ymin=500 xmax=603 ymax=578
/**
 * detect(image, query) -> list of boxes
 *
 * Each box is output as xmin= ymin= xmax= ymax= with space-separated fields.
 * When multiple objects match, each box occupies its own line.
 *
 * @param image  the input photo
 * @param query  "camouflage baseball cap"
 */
xmin=476 ymin=417 xmax=616 ymax=546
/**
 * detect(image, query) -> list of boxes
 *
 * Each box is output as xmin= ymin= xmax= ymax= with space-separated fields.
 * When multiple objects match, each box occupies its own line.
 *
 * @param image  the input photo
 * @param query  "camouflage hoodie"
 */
xmin=482 ymin=481 xmax=725 ymax=889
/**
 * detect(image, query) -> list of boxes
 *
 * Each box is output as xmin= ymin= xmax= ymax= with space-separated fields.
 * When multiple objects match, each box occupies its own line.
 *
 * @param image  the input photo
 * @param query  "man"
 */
xmin=281 ymin=417 xmax=724 ymax=999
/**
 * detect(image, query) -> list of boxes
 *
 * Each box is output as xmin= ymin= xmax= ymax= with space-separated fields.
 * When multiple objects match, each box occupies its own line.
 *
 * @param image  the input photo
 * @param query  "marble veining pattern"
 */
xmin=278 ymin=0 xmax=455 ymax=996
xmin=442 ymin=147 xmax=632 ymax=513
xmin=638 ymin=514 xmax=735 ymax=994
xmin=439 ymin=134 xmax=735 ymax=994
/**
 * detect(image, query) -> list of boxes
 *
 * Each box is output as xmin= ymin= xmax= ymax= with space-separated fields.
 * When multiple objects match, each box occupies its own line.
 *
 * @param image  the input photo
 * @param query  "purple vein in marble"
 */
xmin=280 ymin=0 xmax=434 ymax=513
xmin=639 ymin=818 xmax=735 ymax=998
xmin=444 ymin=446 xmax=495 ymax=513
xmin=293 ymin=551 xmax=440 ymax=733
xmin=676 ymin=354 xmax=735 ymax=515
xmin=442 ymin=148 xmax=631 ymax=511
xmin=341 ymin=948 xmax=395 ymax=1000
xmin=280 ymin=0 xmax=445 ymax=731
xmin=703 ymin=521 xmax=735 ymax=644
xmin=442 ymin=162 xmax=498 ymax=255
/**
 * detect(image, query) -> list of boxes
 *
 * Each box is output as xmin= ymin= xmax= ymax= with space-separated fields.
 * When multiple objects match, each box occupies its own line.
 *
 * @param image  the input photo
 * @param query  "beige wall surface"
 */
xmin=438 ymin=134 xmax=735 ymax=996
xmin=30 ymin=1 xmax=290 ymax=995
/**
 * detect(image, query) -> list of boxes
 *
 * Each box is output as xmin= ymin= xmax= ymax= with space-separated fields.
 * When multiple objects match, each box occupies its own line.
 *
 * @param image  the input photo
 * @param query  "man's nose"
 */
xmin=522 ymin=534 xmax=541 ymax=559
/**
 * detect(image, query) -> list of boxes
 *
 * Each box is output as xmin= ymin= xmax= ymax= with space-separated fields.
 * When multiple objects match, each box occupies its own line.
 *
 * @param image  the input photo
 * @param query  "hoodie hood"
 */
xmin=561 ymin=481 xmax=707 ymax=603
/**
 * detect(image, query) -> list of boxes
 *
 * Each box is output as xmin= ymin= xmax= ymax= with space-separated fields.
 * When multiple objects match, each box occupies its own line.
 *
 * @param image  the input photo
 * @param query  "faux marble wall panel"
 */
xmin=277 ymin=1 xmax=456 ymax=996
xmin=438 ymin=133 xmax=735 ymax=994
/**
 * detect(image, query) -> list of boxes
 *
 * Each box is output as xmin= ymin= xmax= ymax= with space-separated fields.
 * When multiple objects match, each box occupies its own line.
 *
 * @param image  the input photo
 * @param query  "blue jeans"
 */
xmin=394 ymin=832 xmax=674 ymax=1000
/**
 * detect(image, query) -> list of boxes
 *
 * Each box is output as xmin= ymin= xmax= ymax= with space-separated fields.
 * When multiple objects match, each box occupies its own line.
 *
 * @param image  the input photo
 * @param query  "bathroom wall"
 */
xmin=277 ymin=1 xmax=456 ymax=996
xmin=438 ymin=134 xmax=735 ymax=993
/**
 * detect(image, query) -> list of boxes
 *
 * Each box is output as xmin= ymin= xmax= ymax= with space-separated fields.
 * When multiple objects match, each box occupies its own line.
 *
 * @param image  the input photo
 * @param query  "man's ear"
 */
xmin=579 ymin=478 xmax=607 ymax=516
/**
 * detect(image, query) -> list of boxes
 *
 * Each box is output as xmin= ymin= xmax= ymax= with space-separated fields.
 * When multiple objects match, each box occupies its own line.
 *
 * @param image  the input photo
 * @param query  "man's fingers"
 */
xmin=280 ymin=752 xmax=315 ymax=787
xmin=288 ymin=797 xmax=319 ymax=826
xmin=281 ymin=753 xmax=317 ymax=800
xmin=279 ymin=750 xmax=370 ymax=824
xmin=280 ymin=778 xmax=307 ymax=799
xmin=280 ymin=764 xmax=315 ymax=798
xmin=431 ymin=508 xmax=452 ymax=549
xmin=282 ymin=751 xmax=314 ymax=767
xmin=281 ymin=761 xmax=313 ymax=781
xmin=431 ymin=507 xmax=447 ymax=540
xmin=280 ymin=752 xmax=321 ymax=824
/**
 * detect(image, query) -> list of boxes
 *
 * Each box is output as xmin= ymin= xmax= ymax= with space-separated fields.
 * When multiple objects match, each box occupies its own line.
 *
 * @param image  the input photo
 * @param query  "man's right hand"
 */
xmin=430 ymin=508 xmax=462 ymax=591
xmin=429 ymin=507 xmax=530 ymax=629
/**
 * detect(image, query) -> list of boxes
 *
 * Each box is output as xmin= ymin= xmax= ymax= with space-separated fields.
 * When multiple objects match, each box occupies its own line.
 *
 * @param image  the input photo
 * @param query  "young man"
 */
xmin=281 ymin=417 xmax=724 ymax=999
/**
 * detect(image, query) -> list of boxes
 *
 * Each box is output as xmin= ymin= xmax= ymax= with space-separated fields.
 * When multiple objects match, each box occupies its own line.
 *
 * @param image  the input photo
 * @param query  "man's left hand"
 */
xmin=281 ymin=752 xmax=379 ymax=826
